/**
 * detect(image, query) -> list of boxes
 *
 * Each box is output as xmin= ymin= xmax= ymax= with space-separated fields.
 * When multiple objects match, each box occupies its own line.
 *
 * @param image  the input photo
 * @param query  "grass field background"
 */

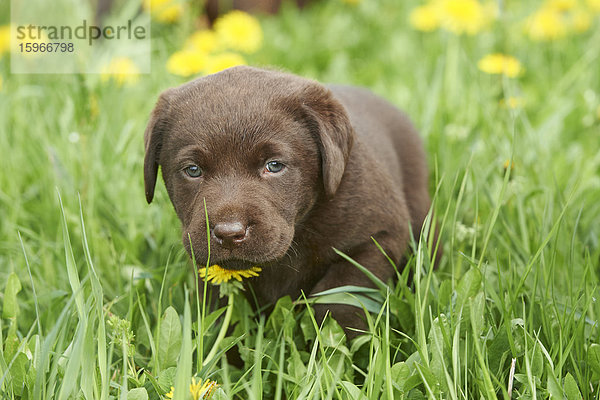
xmin=1 ymin=0 xmax=600 ymax=398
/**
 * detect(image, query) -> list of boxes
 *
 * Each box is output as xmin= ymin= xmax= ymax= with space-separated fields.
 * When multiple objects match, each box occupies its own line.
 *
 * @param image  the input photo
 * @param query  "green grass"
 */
xmin=1 ymin=0 xmax=600 ymax=398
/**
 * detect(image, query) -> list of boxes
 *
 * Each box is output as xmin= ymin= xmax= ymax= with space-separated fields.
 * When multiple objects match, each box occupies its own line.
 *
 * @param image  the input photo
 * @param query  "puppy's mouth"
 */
xmin=212 ymin=259 xmax=259 ymax=271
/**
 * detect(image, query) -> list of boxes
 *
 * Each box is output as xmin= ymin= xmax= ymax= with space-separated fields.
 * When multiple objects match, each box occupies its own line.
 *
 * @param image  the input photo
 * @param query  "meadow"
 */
xmin=1 ymin=0 xmax=600 ymax=398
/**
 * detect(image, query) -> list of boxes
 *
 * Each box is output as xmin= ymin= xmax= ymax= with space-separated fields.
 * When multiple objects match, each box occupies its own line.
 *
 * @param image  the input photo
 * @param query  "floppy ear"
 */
xmin=143 ymin=93 xmax=172 ymax=204
xmin=302 ymin=85 xmax=354 ymax=198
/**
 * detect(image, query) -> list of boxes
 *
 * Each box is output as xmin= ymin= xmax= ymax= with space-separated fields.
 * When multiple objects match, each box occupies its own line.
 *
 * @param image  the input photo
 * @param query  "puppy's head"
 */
xmin=144 ymin=66 xmax=354 ymax=269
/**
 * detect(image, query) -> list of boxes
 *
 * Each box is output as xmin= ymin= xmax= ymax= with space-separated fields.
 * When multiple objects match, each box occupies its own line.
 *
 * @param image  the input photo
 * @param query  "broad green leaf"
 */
xmin=3 ymin=272 xmax=22 ymax=319
xmin=403 ymin=374 xmax=424 ymax=394
xmin=267 ymin=296 xmax=293 ymax=334
xmin=488 ymin=328 xmax=509 ymax=374
xmin=456 ymin=268 xmax=482 ymax=311
xmin=405 ymin=351 xmax=421 ymax=368
xmin=339 ymin=381 xmax=367 ymax=400
xmin=127 ymin=387 xmax=149 ymax=400
xmin=546 ymin=366 xmax=563 ymax=399
xmin=158 ymin=307 xmax=182 ymax=369
xmin=10 ymin=352 xmax=29 ymax=392
xmin=588 ymin=344 xmax=600 ymax=376
xmin=287 ymin=341 xmax=307 ymax=381
xmin=391 ymin=362 xmax=410 ymax=384
xmin=429 ymin=351 xmax=448 ymax=393
xmin=437 ymin=279 xmax=453 ymax=311
xmin=417 ymin=363 xmax=440 ymax=397
xmin=390 ymin=296 xmax=414 ymax=332
xmin=157 ymin=367 xmax=177 ymax=392
xmin=211 ymin=387 xmax=229 ymax=400
xmin=320 ymin=318 xmax=346 ymax=348
xmin=312 ymin=292 xmax=383 ymax=314
xmin=511 ymin=319 xmax=526 ymax=356
xmin=407 ymin=389 xmax=426 ymax=399
xmin=200 ymin=306 xmax=227 ymax=336
xmin=564 ymin=373 xmax=581 ymax=400
xmin=531 ymin=342 xmax=543 ymax=378
xmin=300 ymin=308 xmax=317 ymax=343
xmin=469 ymin=292 xmax=485 ymax=336
xmin=26 ymin=347 xmax=37 ymax=391
xmin=4 ymin=320 xmax=20 ymax=363
xmin=392 ymin=362 xmax=421 ymax=396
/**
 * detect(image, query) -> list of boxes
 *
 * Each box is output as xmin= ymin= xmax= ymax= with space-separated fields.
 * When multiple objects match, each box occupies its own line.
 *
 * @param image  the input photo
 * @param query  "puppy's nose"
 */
xmin=212 ymin=222 xmax=248 ymax=247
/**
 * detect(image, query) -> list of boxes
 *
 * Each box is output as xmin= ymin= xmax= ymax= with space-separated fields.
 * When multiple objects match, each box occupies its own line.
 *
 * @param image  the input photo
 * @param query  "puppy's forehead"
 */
xmin=168 ymin=95 xmax=297 ymax=150
xmin=165 ymin=67 xmax=311 ymax=149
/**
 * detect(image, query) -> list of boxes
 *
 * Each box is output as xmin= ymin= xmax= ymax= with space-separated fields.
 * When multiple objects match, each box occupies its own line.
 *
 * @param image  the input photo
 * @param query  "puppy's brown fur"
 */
xmin=144 ymin=66 xmax=437 ymax=332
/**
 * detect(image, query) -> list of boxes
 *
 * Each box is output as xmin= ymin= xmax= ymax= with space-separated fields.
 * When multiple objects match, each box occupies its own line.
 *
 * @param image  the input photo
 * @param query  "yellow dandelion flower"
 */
xmin=191 ymin=378 xmax=219 ymax=399
xmin=569 ymin=8 xmax=592 ymax=32
xmin=499 ymin=96 xmax=525 ymax=109
xmin=587 ymin=0 xmax=600 ymax=12
xmin=546 ymin=0 xmax=578 ymax=11
xmin=100 ymin=57 xmax=140 ymax=86
xmin=409 ymin=3 xmax=441 ymax=32
xmin=0 ymin=25 xmax=10 ymax=57
xmin=204 ymin=52 xmax=246 ymax=75
xmin=143 ymin=0 xmax=183 ymax=23
xmin=166 ymin=50 xmax=206 ymax=77
xmin=199 ymin=264 xmax=261 ymax=285
xmin=503 ymin=160 xmax=515 ymax=174
xmin=165 ymin=378 xmax=219 ymax=399
xmin=525 ymin=7 xmax=568 ymax=40
xmin=438 ymin=0 xmax=494 ymax=35
xmin=214 ymin=10 xmax=263 ymax=54
xmin=185 ymin=30 xmax=219 ymax=54
xmin=477 ymin=53 xmax=523 ymax=78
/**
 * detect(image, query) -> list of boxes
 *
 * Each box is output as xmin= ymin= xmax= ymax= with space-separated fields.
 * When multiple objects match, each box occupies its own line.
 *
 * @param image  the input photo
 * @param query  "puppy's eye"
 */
xmin=184 ymin=165 xmax=203 ymax=178
xmin=265 ymin=161 xmax=285 ymax=173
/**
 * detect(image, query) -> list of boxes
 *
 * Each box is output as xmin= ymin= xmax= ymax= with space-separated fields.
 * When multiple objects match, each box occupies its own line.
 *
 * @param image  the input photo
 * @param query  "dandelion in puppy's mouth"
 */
xmin=199 ymin=264 xmax=261 ymax=284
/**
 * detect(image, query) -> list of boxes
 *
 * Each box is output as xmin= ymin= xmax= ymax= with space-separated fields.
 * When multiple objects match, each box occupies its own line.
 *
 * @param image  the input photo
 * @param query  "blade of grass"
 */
xmin=172 ymin=287 xmax=193 ymax=400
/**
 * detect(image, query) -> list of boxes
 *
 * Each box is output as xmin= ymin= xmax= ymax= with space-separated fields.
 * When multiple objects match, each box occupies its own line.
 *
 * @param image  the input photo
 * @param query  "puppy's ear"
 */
xmin=302 ymin=85 xmax=354 ymax=198
xmin=144 ymin=92 xmax=172 ymax=204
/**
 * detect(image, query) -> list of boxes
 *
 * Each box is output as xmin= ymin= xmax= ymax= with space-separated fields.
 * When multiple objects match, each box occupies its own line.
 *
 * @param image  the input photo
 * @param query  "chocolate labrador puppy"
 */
xmin=144 ymin=66 xmax=437 ymax=333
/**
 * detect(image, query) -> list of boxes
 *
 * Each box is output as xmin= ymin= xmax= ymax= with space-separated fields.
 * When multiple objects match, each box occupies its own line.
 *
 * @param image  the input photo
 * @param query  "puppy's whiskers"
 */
xmin=287 ymin=240 xmax=300 ymax=258
xmin=281 ymin=259 xmax=300 ymax=273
